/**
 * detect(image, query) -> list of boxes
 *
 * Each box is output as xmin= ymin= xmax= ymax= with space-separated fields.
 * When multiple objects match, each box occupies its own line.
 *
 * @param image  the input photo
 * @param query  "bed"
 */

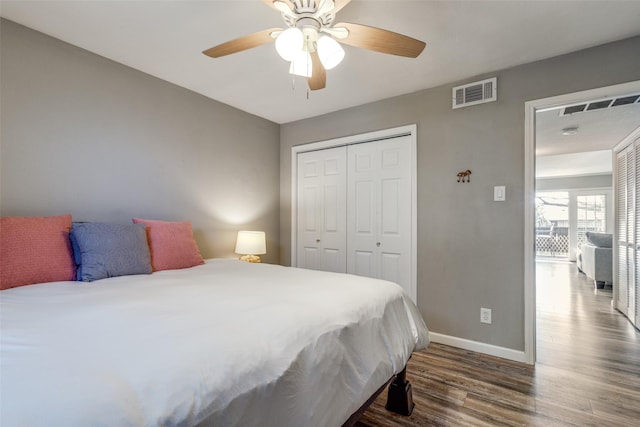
xmin=0 ymin=258 xmax=429 ymax=426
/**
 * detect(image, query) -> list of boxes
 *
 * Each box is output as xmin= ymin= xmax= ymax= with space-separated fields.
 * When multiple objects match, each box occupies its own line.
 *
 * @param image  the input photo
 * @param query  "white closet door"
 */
xmin=347 ymin=136 xmax=412 ymax=294
xmin=634 ymin=138 xmax=640 ymax=326
xmin=615 ymin=138 xmax=640 ymax=328
xmin=616 ymin=149 xmax=629 ymax=316
xmin=296 ymin=147 xmax=347 ymax=273
xmin=626 ymin=144 xmax=636 ymax=321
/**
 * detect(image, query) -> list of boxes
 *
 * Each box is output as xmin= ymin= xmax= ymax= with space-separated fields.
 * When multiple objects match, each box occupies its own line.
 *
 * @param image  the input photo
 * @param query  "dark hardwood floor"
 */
xmin=356 ymin=259 xmax=640 ymax=426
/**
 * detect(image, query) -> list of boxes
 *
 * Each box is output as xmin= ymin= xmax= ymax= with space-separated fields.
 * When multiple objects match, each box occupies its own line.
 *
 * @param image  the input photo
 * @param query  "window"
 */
xmin=576 ymin=194 xmax=607 ymax=247
xmin=535 ymin=192 xmax=569 ymax=258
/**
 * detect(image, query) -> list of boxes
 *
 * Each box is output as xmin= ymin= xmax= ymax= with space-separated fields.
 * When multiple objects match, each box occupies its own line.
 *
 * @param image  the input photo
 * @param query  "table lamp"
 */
xmin=235 ymin=230 xmax=266 ymax=263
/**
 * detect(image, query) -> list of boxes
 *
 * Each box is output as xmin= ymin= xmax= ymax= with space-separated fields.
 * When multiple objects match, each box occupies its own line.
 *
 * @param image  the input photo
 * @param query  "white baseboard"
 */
xmin=428 ymin=332 xmax=528 ymax=364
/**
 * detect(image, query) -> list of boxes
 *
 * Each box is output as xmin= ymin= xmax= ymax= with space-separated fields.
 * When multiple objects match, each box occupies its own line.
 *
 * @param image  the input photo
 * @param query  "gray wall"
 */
xmin=536 ymin=174 xmax=612 ymax=191
xmin=0 ymin=20 xmax=281 ymax=263
xmin=280 ymin=37 xmax=640 ymax=351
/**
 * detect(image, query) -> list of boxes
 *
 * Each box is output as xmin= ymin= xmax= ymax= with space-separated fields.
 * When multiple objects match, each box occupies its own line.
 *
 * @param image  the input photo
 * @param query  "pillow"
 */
xmin=0 ymin=214 xmax=75 ymax=290
xmin=585 ymin=232 xmax=612 ymax=248
xmin=71 ymin=222 xmax=152 ymax=282
xmin=132 ymin=218 xmax=204 ymax=271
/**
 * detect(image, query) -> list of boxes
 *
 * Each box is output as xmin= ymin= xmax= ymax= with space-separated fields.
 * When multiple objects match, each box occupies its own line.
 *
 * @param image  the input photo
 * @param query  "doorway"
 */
xmin=523 ymin=80 xmax=640 ymax=364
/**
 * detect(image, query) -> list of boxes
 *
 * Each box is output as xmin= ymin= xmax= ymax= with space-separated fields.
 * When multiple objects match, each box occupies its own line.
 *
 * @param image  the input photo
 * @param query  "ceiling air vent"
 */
xmin=560 ymin=94 xmax=640 ymax=116
xmin=563 ymin=104 xmax=587 ymax=115
xmin=612 ymin=94 xmax=640 ymax=107
xmin=452 ymin=77 xmax=497 ymax=109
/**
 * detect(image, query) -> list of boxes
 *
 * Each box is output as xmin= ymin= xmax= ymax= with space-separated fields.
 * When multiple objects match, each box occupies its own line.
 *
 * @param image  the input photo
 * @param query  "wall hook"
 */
xmin=457 ymin=170 xmax=472 ymax=183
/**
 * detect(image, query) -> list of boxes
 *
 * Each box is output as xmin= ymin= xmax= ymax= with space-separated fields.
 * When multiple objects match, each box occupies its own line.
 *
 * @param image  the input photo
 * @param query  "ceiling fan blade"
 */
xmin=273 ymin=0 xmax=297 ymax=18
xmin=308 ymin=51 xmax=326 ymax=91
xmin=335 ymin=22 xmax=426 ymax=58
xmin=261 ymin=0 xmax=295 ymax=11
xmin=321 ymin=26 xmax=349 ymax=39
xmin=314 ymin=0 xmax=335 ymax=17
xmin=203 ymin=28 xmax=281 ymax=58
xmin=332 ymin=0 xmax=352 ymax=14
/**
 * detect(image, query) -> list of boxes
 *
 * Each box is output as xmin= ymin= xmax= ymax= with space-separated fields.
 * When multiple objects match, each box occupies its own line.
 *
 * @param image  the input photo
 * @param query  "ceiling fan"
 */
xmin=202 ymin=0 xmax=426 ymax=91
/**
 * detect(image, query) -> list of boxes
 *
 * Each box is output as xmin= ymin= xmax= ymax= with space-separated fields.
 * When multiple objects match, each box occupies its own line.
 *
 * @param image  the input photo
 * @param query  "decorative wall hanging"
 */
xmin=457 ymin=170 xmax=471 ymax=183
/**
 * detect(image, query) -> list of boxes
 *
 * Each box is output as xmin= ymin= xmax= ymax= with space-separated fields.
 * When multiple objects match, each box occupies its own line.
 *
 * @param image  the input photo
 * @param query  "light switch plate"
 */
xmin=494 ymin=186 xmax=506 ymax=201
xmin=481 ymin=307 xmax=492 ymax=324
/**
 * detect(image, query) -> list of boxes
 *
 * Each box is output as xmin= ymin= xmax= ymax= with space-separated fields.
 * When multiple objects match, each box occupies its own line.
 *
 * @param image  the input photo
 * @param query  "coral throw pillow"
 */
xmin=1 ymin=214 xmax=76 ymax=290
xmin=132 ymin=218 xmax=204 ymax=271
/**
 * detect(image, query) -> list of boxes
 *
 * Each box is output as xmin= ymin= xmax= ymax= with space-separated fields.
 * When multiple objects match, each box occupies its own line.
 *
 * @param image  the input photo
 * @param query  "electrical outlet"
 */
xmin=480 ymin=308 xmax=492 ymax=324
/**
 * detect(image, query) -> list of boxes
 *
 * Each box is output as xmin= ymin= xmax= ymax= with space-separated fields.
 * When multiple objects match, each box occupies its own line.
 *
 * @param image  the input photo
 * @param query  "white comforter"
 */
xmin=1 ymin=259 xmax=429 ymax=427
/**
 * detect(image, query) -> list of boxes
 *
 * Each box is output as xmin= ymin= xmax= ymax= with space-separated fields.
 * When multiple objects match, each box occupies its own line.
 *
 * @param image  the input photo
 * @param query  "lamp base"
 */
xmin=239 ymin=254 xmax=262 ymax=263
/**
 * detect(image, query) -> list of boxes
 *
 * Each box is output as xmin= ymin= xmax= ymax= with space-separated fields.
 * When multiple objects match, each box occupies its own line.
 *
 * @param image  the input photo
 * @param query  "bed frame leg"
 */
xmin=385 ymin=366 xmax=414 ymax=416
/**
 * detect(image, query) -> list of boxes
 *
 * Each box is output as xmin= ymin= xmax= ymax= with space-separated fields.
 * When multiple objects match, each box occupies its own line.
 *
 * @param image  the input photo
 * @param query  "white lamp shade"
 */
xmin=235 ymin=231 xmax=266 ymax=255
xmin=289 ymin=50 xmax=312 ymax=77
xmin=317 ymin=35 xmax=345 ymax=70
xmin=275 ymin=28 xmax=303 ymax=61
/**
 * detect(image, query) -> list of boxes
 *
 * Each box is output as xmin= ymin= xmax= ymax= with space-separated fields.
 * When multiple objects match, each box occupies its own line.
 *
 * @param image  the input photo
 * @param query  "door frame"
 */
xmin=524 ymin=80 xmax=640 ymax=365
xmin=291 ymin=124 xmax=418 ymax=302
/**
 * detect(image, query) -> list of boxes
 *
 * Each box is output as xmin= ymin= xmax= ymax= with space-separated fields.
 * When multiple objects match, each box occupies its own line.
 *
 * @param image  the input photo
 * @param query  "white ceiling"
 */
xmin=535 ymin=94 xmax=640 ymax=178
xmin=536 ymin=100 xmax=640 ymax=158
xmin=2 ymin=0 xmax=640 ymax=124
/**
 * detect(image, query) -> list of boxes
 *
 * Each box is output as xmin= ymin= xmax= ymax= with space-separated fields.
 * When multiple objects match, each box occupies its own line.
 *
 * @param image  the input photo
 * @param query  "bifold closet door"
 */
xmin=615 ymin=137 xmax=639 ymax=328
xmin=616 ymin=148 xmax=630 ymax=318
xmin=296 ymin=146 xmax=347 ymax=273
xmin=347 ymin=136 xmax=412 ymax=293
xmin=634 ymin=138 xmax=640 ymax=327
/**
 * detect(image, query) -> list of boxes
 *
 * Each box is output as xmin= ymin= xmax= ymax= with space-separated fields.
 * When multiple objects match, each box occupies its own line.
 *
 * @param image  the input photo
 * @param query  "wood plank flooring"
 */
xmin=356 ymin=260 xmax=640 ymax=426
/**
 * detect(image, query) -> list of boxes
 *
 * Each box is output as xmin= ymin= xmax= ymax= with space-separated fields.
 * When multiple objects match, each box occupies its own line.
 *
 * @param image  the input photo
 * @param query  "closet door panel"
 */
xmin=381 ymin=178 xmax=401 ymax=235
xmin=348 ymin=147 xmax=379 ymax=278
xmin=354 ymin=250 xmax=375 ymax=278
xmin=380 ymin=252 xmax=402 ymax=284
xmin=302 ymin=247 xmax=320 ymax=271
xmin=296 ymin=147 xmax=347 ymax=273
xmin=347 ymin=136 xmax=412 ymax=294
xmin=377 ymin=137 xmax=412 ymax=291
xmin=322 ymin=248 xmax=342 ymax=273
xmin=634 ymin=139 xmax=640 ymax=325
xmin=299 ymin=182 xmax=322 ymax=268
xmin=615 ymin=138 xmax=640 ymax=328
xmin=354 ymin=181 xmax=375 ymax=235
xmin=616 ymin=150 xmax=629 ymax=314
xmin=626 ymin=146 xmax=636 ymax=319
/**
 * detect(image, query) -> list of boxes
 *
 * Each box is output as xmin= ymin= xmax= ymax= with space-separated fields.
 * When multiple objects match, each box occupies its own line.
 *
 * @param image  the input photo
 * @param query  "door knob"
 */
xmin=316 ymin=239 xmax=321 ymax=243
xmin=376 ymin=242 xmax=381 ymax=247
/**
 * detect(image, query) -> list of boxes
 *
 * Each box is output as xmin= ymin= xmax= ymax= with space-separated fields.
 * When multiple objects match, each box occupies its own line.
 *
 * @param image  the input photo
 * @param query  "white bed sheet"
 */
xmin=1 ymin=259 xmax=429 ymax=426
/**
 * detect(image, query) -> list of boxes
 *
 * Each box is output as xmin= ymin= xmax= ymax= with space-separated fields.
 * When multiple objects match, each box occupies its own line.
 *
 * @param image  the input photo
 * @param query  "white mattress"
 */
xmin=0 ymin=259 xmax=429 ymax=426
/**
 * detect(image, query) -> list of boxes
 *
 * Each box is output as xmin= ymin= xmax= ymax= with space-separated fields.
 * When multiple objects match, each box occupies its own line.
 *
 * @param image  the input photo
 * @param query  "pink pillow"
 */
xmin=1 ymin=214 xmax=76 ymax=290
xmin=132 ymin=218 xmax=204 ymax=271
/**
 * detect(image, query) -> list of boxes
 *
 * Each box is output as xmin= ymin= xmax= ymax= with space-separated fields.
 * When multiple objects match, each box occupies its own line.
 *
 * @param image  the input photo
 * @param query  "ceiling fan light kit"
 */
xmin=317 ymin=35 xmax=344 ymax=69
xmin=289 ymin=50 xmax=313 ymax=77
xmin=202 ymin=0 xmax=426 ymax=91
xmin=275 ymin=27 xmax=304 ymax=61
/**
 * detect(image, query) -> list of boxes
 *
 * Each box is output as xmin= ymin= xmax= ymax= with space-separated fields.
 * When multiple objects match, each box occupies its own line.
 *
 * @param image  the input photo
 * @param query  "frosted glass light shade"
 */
xmin=289 ymin=50 xmax=312 ymax=77
xmin=275 ymin=28 xmax=303 ymax=61
xmin=317 ymin=35 xmax=344 ymax=70
xmin=235 ymin=231 xmax=266 ymax=255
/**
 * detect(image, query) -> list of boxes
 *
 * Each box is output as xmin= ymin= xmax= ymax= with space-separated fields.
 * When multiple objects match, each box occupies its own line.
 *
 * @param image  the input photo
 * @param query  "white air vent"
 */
xmin=452 ymin=77 xmax=497 ymax=109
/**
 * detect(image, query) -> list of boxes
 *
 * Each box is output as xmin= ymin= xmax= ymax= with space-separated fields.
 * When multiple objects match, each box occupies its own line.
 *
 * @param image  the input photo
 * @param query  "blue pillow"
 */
xmin=71 ymin=223 xmax=152 ymax=282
